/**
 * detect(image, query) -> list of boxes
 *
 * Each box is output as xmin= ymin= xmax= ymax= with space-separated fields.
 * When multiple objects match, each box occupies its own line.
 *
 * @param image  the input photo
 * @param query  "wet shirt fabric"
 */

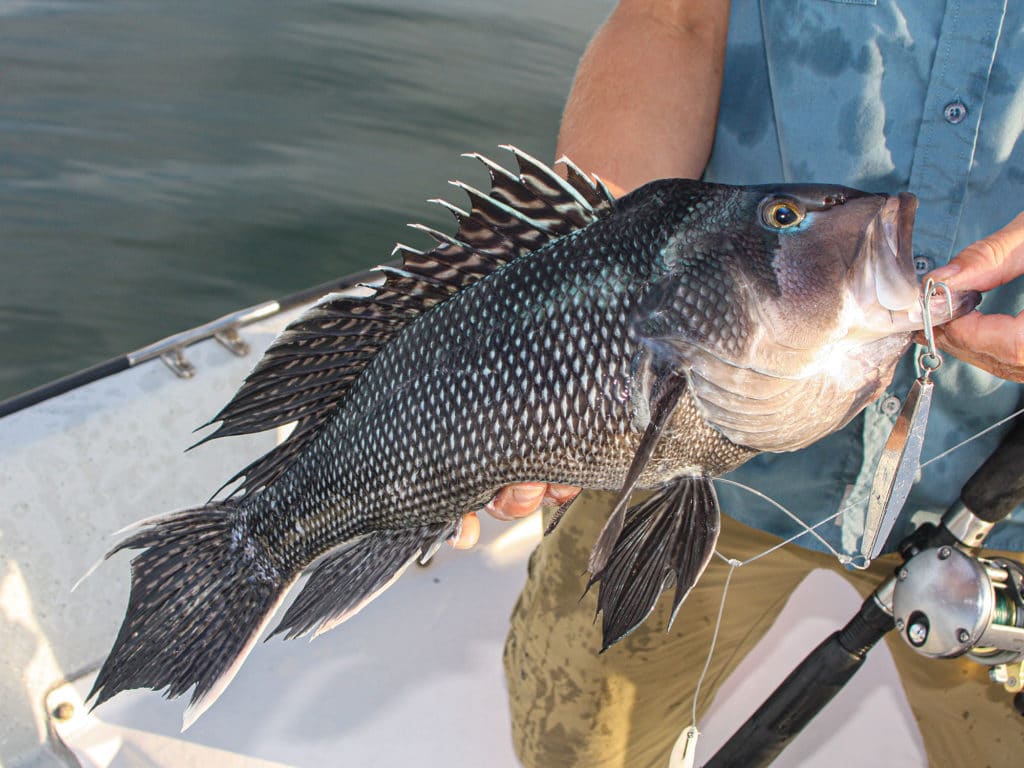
xmin=704 ymin=0 xmax=1024 ymax=554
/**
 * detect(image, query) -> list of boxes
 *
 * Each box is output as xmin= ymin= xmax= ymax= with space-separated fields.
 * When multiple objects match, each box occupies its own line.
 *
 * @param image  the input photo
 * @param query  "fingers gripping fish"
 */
xmin=89 ymin=147 xmax=979 ymax=726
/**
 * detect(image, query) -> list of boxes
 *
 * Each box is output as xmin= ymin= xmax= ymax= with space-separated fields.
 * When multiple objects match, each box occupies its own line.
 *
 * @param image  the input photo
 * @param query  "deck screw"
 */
xmin=957 ymin=628 xmax=971 ymax=644
xmin=938 ymin=546 xmax=952 ymax=560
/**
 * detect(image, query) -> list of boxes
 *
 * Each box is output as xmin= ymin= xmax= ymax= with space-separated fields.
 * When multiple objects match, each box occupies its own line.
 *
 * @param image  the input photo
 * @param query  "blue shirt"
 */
xmin=704 ymin=0 xmax=1024 ymax=555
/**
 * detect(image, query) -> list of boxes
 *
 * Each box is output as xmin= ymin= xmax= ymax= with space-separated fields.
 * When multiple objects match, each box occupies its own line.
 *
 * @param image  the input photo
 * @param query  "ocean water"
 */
xmin=0 ymin=0 xmax=612 ymax=400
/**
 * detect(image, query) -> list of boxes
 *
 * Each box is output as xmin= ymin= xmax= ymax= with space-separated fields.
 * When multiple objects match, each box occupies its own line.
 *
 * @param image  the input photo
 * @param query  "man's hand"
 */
xmin=451 ymin=483 xmax=581 ymax=549
xmin=925 ymin=212 xmax=1024 ymax=382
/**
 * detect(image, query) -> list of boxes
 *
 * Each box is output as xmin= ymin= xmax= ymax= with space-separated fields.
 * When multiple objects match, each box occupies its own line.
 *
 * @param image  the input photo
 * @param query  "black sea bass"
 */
xmin=90 ymin=147 xmax=977 ymax=725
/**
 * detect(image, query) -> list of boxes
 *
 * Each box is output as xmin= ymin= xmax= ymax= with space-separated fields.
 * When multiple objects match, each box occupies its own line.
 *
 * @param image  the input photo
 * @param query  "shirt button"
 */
xmin=944 ymin=100 xmax=967 ymax=124
xmin=913 ymin=254 xmax=934 ymax=275
xmin=880 ymin=395 xmax=902 ymax=417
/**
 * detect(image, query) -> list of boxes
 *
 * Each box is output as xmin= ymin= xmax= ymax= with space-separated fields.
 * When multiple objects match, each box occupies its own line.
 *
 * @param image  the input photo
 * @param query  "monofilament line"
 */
xmin=920 ymin=406 xmax=1024 ymax=469
xmin=682 ymin=485 xmax=842 ymax=751
xmin=691 ymin=560 xmax=738 ymax=727
xmin=713 ymin=477 xmax=845 ymax=562
xmin=682 ymin=406 xmax=1024 ymax=742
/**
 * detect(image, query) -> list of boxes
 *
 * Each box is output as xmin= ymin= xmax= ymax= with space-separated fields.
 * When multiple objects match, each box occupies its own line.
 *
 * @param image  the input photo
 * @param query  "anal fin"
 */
xmin=543 ymin=495 xmax=578 ymax=536
xmin=590 ymin=476 xmax=720 ymax=650
xmin=269 ymin=521 xmax=457 ymax=641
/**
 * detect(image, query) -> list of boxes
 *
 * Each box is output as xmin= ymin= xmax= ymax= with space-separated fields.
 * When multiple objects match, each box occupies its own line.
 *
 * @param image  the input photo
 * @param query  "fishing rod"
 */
xmin=704 ymin=414 xmax=1024 ymax=767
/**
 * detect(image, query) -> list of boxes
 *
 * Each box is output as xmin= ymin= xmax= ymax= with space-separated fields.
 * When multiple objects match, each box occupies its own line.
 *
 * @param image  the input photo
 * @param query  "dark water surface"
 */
xmin=0 ymin=0 xmax=611 ymax=400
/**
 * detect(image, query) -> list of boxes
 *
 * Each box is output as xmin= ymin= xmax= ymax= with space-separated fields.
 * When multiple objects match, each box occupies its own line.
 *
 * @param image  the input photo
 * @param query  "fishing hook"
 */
xmin=918 ymin=278 xmax=953 ymax=378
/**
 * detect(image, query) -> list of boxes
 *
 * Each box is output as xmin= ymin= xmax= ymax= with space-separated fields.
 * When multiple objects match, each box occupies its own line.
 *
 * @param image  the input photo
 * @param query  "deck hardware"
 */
xmin=160 ymin=348 xmax=196 ymax=379
xmin=128 ymin=300 xmax=279 ymax=373
xmin=215 ymin=327 xmax=250 ymax=357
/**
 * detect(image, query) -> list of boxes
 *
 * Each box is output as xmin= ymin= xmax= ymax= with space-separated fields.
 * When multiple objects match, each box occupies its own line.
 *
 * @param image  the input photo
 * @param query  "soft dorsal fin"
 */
xmin=200 ymin=147 xmax=615 ymax=497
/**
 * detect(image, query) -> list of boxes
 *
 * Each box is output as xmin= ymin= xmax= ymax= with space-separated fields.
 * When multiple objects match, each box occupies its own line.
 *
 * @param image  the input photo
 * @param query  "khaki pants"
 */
xmin=503 ymin=492 xmax=1023 ymax=767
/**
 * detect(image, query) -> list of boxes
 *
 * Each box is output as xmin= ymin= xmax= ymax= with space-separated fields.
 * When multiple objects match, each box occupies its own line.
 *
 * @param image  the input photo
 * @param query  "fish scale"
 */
xmin=88 ymin=147 xmax=979 ymax=728
xmin=262 ymin=231 xmax=649 ymax=546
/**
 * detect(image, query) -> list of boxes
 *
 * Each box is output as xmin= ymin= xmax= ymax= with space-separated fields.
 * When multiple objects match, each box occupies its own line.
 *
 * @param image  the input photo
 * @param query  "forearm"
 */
xmin=557 ymin=0 xmax=731 ymax=195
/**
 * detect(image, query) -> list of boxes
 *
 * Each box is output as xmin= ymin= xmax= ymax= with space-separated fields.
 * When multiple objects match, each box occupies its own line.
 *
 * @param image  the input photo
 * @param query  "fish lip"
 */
xmin=871 ymin=192 xmax=919 ymax=312
xmin=880 ymin=192 xmax=918 ymax=283
xmin=895 ymin=192 xmax=917 ymax=267
xmin=895 ymin=190 xmax=980 ymax=324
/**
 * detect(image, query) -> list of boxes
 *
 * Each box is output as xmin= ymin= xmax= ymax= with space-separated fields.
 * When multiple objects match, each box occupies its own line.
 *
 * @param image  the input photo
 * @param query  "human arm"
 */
xmin=925 ymin=212 xmax=1024 ymax=383
xmin=452 ymin=0 xmax=732 ymax=547
xmin=556 ymin=0 xmax=732 ymax=194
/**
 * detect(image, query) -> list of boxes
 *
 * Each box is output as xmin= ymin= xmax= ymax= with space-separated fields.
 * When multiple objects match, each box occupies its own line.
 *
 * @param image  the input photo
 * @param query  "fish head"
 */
xmin=638 ymin=180 xmax=980 ymax=453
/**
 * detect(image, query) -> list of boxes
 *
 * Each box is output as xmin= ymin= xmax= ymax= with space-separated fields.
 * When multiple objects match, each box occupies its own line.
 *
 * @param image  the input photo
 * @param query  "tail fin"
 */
xmin=88 ymin=503 xmax=295 ymax=729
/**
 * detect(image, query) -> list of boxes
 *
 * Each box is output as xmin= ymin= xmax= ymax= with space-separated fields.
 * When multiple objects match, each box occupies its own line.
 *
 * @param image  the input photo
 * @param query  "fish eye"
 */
xmin=761 ymin=199 xmax=805 ymax=229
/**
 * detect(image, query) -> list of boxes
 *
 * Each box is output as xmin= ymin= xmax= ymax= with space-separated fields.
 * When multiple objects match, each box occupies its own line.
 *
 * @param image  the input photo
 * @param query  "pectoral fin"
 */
xmin=588 ymin=369 xmax=688 ymax=575
xmin=590 ymin=476 xmax=720 ymax=650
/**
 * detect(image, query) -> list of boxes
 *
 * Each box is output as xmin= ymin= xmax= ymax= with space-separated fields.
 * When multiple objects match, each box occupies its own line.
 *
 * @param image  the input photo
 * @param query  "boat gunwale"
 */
xmin=0 ymin=271 xmax=379 ymax=419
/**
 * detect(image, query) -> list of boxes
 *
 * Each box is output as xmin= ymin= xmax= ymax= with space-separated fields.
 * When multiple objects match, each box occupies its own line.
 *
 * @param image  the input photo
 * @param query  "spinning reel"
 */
xmin=891 ymin=502 xmax=1024 ymax=698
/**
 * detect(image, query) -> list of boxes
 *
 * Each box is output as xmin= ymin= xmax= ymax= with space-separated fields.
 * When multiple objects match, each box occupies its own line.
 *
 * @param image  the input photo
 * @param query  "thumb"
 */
xmin=928 ymin=211 xmax=1024 ymax=293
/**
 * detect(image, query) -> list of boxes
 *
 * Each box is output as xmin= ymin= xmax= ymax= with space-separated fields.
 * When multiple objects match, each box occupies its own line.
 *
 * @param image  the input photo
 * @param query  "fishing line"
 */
xmin=920 ymin=405 xmax=1024 ymax=469
xmin=670 ymin=558 xmax=739 ymax=768
xmin=713 ymin=477 xmax=844 ymax=561
xmin=669 ymin=490 xmax=842 ymax=764
xmin=691 ymin=561 xmax=738 ymax=726
xmin=671 ymin=490 xmax=844 ymax=764
xmin=716 ymin=510 xmax=846 ymax=568
xmin=714 ymin=400 xmax=1024 ymax=566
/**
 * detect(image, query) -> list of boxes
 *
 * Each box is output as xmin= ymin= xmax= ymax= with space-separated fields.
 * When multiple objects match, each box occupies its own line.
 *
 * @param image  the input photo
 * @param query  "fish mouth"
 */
xmin=874 ymin=193 xmax=979 ymax=327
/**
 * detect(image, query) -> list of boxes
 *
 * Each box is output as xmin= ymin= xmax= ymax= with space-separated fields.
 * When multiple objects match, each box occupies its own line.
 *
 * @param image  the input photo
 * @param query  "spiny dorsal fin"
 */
xmin=200 ymin=147 xmax=615 ymax=497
